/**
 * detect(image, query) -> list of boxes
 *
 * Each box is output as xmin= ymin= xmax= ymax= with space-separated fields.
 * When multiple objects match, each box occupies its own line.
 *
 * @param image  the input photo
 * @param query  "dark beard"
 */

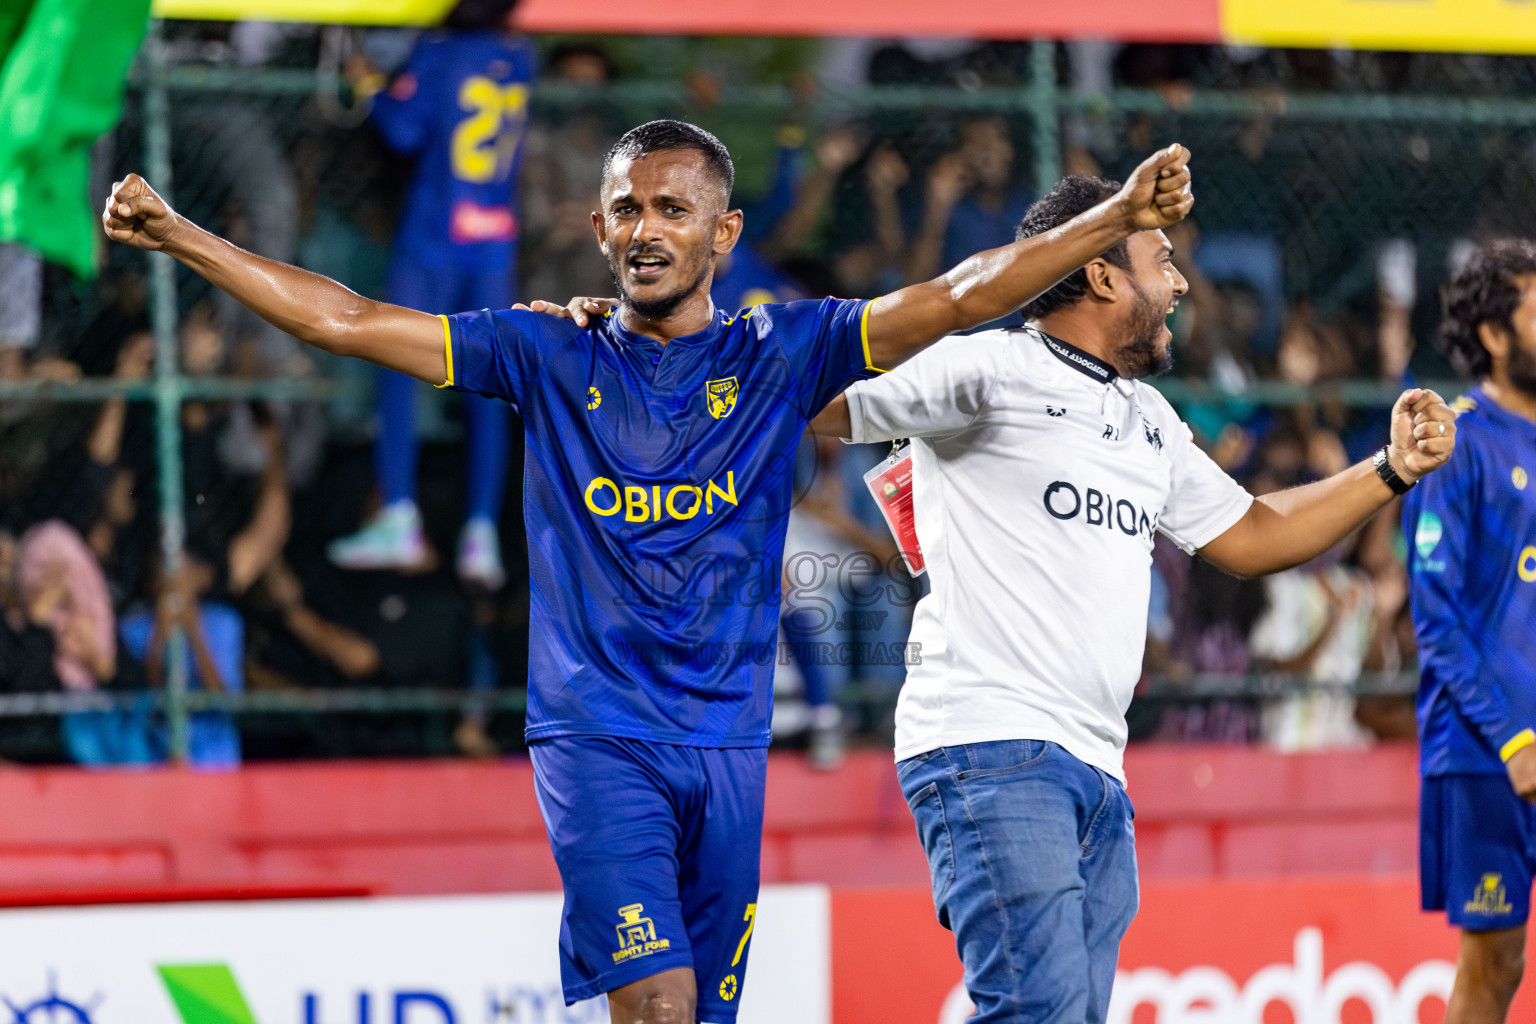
xmin=1115 ymin=280 xmax=1174 ymax=379
xmin=1507 ymin=339 xmax=1536 ymax=397
xmin=609 ymin=247 xmax=713 ymax=321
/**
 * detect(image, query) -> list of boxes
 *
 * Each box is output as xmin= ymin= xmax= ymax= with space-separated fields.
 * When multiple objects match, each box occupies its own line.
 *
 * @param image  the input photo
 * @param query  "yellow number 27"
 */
xmin=451 ymin=76 xmax=529 ymax=184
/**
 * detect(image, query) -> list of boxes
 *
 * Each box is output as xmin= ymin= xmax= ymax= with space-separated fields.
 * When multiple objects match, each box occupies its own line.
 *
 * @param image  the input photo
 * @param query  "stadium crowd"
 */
xmin=5 ymin=26 xmax=1525 ymax=766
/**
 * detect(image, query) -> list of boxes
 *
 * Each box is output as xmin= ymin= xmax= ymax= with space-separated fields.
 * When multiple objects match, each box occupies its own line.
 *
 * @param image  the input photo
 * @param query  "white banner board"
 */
xmin=0 ymin=886 xmax=829 ymax=1024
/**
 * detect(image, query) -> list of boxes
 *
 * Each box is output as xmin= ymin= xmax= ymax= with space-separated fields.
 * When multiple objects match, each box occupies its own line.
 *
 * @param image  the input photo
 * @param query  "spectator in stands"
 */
xmin=0 ymin=530 xmax=57 ymax=692
xmin=710 ymin=125 xmax=871 ymax=311
xmin=780 ymin=435 xmax=902 ymax=767
xmin=904 ymin=117 xmax=1033 ymax=302
xmin=117 ymin=553 xmax=243 ymax=767
xmin=827 ymin=143 xmax=909 ymax=298
xmin=329 ymin=0 xmax=533 ymax=590
xmin=108 ymin=411 xmax=287 ymax=768
xmin=244 ymin=557 xmax=382 ymax=690
xmin=521 ymin=42 xmax=620 ymax=305
xmin=0 ymin=242 xmax=81 ymax=391
xmin=0 ymin=504 xmax=155 ymax=765
xmin=17 ymin=521 xmax=117 ymax=695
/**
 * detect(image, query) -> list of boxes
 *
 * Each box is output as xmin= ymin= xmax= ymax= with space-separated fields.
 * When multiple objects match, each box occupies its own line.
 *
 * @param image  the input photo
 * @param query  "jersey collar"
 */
xmin=1029 ymin=326 xmax=1119 ymax=385
xmin=604 ymin=304 xmax=725 ymax=350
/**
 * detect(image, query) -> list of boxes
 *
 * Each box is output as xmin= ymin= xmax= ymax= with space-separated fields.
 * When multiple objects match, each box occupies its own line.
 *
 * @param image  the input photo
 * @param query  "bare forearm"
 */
xmin=761 ymin=170 xmax=837 ymax=261
xmin=1201 ymin=459 xmax=1395 ymax=577
xmin=807 ymin=394 xmax=851 ymax=438
xmin=87 ymin=399 xmax=126 ymax=465
xmin=227 ymin=459 xmax=291 ymax=595
xmin=869 ymin=199 xmax=1133 ymax=366
xmin=943 ymin=199 xmax=1132 ymax=327
xmin=185 ymin=621 xmax=227 ymax=694
xmin=870 ymin=189 xmax=905 ymax=262
xmin=902 ymin=203 xmax=954 ymax=286
xmin=284 ymin=606 xmax=381 ymax=678
xmin=164 ymin=221 xmax=445 ymax=381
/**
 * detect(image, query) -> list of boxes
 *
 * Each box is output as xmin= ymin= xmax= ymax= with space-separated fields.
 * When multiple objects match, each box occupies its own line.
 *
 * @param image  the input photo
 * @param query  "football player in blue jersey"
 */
xmin=330 ymin=0 xmax=535 ymax=590
xmin=1407 ymin=239 xmax=1536 ymax=1024
xmin=102 ymin=121 xmax=1191 ymax=1024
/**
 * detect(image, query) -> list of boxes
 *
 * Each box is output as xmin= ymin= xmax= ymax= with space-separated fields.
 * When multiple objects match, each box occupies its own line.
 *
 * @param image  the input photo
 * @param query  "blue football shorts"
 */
xmin=529 ymin=735 xmax=768 ymax=1022
xmin=1421 ymin=774 xmax=1536 ymax=931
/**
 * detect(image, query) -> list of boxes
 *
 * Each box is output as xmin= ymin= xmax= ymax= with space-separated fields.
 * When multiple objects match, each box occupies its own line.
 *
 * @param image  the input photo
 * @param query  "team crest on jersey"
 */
xmin=1046 ymin=405 xmax=1066 ymax=417
xmin=1515 ymin=466 xmax=1528 ymax=491
xmin=613 ymin=903 xmax=672 ymax=963
xmin=1466 ymin=874 xmax=1515 ymax=915
xmin=706 ymin=377 xmax=740 ymax=419
xmin=1142 ymin=418 xmax=1164 ymax=453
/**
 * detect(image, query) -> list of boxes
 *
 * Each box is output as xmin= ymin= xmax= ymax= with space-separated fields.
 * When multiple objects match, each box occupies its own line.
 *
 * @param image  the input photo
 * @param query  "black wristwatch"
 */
xmin=1373 ymin=446 xmax=1417 ymax=495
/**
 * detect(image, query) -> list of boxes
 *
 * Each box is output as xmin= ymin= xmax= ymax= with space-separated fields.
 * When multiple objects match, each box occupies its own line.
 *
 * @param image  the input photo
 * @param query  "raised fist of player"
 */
xmin=101 ymin=174 xmax=182 ymax=252
xmin=1114 ymin=144 xmax=1194 ymax=233
xmin=1386 ymin=387 xmax=1456 ymax=482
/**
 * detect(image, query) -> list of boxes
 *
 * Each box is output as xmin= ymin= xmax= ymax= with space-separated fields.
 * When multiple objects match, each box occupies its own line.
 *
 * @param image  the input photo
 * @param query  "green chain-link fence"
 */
xmin=6 ymin=29 xmax=1521 ymax=760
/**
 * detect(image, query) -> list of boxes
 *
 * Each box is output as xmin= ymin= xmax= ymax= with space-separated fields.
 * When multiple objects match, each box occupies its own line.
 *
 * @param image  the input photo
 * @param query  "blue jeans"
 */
xmin=897 ymin=740 xmax=1138 ymax=1024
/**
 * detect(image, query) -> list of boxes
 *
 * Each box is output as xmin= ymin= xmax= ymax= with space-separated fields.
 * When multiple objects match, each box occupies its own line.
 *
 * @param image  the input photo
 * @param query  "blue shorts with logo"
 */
xmin=1421 ymin=774 xmax=1536 ymax=930
xmin=530 ymin=735 xmax=767 ymax=1022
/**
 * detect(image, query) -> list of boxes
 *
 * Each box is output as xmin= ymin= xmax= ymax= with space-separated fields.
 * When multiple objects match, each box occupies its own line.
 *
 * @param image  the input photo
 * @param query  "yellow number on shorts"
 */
xmin=450 ymin=77 xmax=529 ymax=184
xmin=730 ymin=903 xmax=757 ymax=967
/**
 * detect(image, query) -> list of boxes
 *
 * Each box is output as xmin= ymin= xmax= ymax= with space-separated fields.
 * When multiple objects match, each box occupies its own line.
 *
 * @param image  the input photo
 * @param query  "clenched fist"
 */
xmin=101 ymin=174 xmax=182 ymax=252
xmin=1387 ymin=387 xmax=1457 ymax=482
xmin=1113 ymin=144 xmax=1194 ymax=233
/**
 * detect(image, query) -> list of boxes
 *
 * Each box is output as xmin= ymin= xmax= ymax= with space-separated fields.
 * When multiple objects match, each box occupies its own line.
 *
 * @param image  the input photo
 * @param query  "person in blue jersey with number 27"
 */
xmin=101 ymin=121 xmax=1191 ymax=1024
xmin=1406 ymin=238 xmax=1536 ymax=1024
xmin=333 ymin=0 xmax=534 ymax=590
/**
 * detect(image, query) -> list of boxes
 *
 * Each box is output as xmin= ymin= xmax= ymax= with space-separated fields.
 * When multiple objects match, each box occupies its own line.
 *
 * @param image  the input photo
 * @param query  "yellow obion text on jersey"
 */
xmin=584 ymin=472 xmax=739 ymax=524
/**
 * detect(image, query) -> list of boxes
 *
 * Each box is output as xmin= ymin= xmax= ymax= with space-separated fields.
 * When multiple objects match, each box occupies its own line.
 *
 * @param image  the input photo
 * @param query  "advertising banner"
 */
xmin=1224 ymin=0 xmax=1536 ymax=56
xmin=0 ymin=886 xmax=828 ymax=1024
xmin=148 ymin=0 xmax=1223 ymax=39
xmin=832 ymin=878 xmax=1525 ymax=1024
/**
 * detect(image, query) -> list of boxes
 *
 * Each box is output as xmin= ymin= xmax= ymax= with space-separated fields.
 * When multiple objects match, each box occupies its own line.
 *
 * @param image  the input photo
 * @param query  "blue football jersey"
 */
xmin=372 ymin=31 xmax=535 ymax=270
xmin=443 ymin=299 xmax=879 ymax=746
xmin=1405 ymin=386 xmax=1536 ymax=776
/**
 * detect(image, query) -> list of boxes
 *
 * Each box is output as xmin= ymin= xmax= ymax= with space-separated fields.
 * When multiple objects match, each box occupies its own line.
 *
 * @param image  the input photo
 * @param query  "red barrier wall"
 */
xmin=0 ymin=743 xmax=1420 ymax=897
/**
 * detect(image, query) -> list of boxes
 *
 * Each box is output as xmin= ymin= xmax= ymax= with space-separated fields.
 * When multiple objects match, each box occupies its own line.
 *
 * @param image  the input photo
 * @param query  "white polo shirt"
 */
xmin=844 ymin=326 xmax=1253 ymax=782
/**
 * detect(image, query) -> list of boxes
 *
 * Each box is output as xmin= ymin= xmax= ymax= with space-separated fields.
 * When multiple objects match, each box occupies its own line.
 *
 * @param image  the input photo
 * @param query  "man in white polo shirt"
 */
xmin=811 ymin=174 xmax=1459 ymax=1024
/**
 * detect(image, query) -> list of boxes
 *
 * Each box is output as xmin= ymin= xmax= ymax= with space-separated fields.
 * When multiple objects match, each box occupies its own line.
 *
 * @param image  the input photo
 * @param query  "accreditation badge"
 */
xmin=863 ymin=442 xmax=925 ymax=577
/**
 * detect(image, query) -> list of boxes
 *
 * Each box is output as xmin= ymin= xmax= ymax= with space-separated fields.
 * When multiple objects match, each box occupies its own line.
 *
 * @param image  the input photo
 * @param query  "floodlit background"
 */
xmin=0 ymin=1 xmax=1529 ymax=1021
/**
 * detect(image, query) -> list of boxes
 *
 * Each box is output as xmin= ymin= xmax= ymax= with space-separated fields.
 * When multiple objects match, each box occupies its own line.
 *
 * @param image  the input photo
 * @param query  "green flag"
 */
xmin=0 ymin=0 xmax=151 ymax=278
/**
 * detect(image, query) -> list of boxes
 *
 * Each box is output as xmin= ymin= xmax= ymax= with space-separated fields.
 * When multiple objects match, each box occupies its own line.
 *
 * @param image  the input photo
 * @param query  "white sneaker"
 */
xmin=457 ymin=517 xmax=506 ymax=591
xmin=327 ymin=501 xmax=427 ymax=570
xmin=807 ymin=704 xmax=845 ymax=770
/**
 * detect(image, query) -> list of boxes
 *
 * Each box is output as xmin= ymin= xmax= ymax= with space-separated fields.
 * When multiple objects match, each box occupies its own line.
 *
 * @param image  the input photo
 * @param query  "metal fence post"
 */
xmin=141 ymin=25 xmax=190 ymax=765
xmin=1030 ymin=39 xmax=1061 ymax=197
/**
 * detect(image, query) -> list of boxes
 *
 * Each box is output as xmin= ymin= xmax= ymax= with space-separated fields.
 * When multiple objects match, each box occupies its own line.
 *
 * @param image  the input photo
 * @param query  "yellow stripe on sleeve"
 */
xmin=861 ymin=298 xmax=888 ymax=374
xmin=434 ymin=314 xmax=454 ymax=389
xmin=1502 ymin=728 xmax=1536 ymax=762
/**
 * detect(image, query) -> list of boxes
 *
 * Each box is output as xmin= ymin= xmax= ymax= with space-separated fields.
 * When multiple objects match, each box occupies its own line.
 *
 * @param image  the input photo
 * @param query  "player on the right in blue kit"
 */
xmin=1407 ymin=238 xmax=1536 ymax=1024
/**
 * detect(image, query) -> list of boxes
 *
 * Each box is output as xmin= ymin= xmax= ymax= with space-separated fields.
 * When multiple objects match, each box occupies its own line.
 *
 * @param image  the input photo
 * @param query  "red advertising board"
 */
xmin=833 ymin=878 xmax=1532 ymax=1024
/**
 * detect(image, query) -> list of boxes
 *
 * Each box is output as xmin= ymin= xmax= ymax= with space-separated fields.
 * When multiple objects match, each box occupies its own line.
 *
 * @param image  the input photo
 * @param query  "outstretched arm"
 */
xmin=102 ymin=175 xmax=446 ymax=383
xmin=863 ymin=144 xmax=1193 ymax=371
xmin=1199 ymin=388 xmax=1456 ymax=576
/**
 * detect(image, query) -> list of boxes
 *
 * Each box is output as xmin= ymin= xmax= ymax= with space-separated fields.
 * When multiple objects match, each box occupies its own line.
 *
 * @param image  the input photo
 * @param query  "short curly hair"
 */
xmin=1016 ymin=175 xmax=1131 ymax=321
xmin=1439 ymin=238 xmax=1536 ymax=379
